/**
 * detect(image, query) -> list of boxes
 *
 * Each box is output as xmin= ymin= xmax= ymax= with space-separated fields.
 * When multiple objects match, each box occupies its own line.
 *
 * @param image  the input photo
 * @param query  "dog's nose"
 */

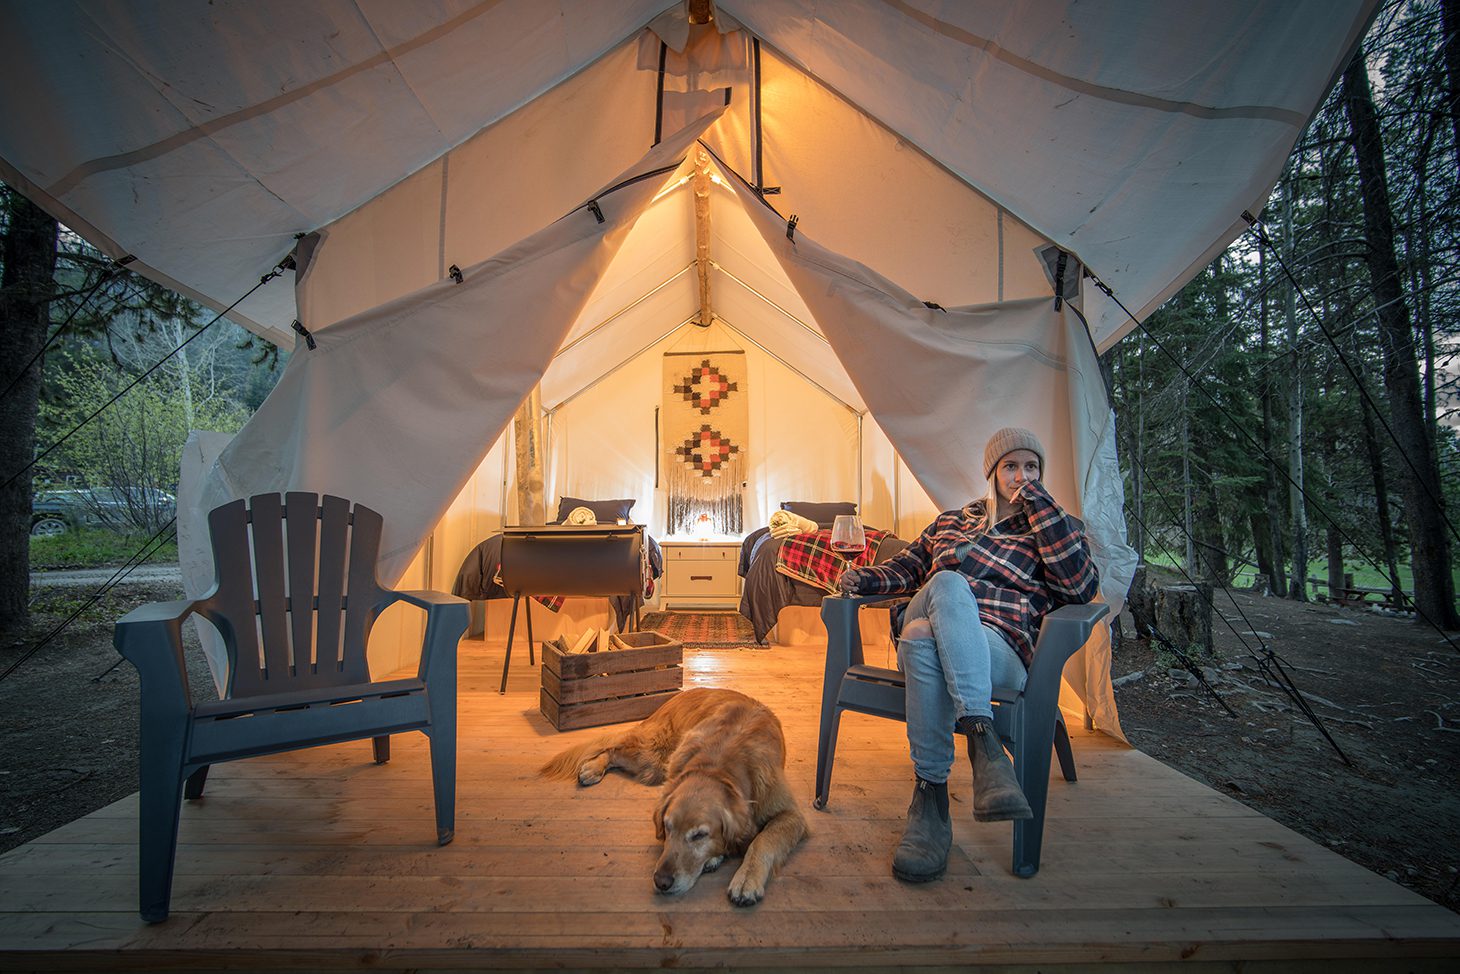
xmin=653 ymin=872 xmax=675 ymax=893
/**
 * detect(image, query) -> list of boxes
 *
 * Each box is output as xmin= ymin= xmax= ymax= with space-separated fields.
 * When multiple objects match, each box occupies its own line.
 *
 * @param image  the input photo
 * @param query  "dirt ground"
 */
xmin=2 ymin=575 xmax=1458 ymax=913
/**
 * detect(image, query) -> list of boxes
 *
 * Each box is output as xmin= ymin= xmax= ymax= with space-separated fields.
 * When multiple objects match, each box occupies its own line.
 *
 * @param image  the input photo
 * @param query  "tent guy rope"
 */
xmin=1123 ymin=446 xmax=1353 ymax=765
xmin=0 ymin=518 xmax=177 ymax=686
xmin=2 ymin=261 xmax=289 ymax=491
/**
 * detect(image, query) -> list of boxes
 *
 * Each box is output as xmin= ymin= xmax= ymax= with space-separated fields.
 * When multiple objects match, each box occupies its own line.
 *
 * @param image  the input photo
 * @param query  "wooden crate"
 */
xmin=539 ymin=630 xmax=682 ymax=731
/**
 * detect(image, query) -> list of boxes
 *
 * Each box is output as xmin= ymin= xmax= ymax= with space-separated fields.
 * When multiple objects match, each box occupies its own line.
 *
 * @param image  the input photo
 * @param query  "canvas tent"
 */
xmin=0 ymin=1 xmax=1379 ymax=738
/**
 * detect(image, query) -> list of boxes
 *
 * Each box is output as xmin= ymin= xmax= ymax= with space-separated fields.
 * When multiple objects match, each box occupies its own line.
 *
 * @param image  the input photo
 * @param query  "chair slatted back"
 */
xmin=200 ymin=492 xmax=391 ymax=698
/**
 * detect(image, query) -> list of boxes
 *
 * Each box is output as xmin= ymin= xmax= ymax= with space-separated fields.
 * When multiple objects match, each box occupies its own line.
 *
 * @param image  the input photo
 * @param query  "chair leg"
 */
xmin=138 ymin=725 xmax=190 ymax=923
xmin=525 ymin=598 xmax=535 ymax=666
xmin=372 ymin=735 xmax=391 ymax=764
xmin=1054 ymin=711 xmax=1077 ymax=782
xmin=427 ymin=652 xmax=458 ymax=847
xmin=500 ymin=595 xmax=520 ymax=694
xmin=182 ymin=765 xmax=210 ymax=800
xmin=1010 ymin=710 xmax=1059 ymax=878
xmin=813 ymin=706 xmax=844 ymax=810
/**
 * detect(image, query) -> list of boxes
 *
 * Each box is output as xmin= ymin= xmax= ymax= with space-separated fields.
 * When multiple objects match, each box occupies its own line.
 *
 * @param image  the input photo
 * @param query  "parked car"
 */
xmin=31 ymin=487 xmax=177 ymax=537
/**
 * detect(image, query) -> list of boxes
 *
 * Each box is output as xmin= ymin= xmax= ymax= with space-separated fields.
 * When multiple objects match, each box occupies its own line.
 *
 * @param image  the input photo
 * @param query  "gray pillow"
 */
xmin=780 ymin=501 xmax=857 ymax=528
xmin=553 ymin=496 xmax=636 ymax=524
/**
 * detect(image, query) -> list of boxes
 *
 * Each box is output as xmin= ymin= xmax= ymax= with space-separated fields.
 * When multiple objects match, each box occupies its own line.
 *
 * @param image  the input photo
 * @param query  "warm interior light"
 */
xmin=687 ymin=0 xmax=715 ymax=26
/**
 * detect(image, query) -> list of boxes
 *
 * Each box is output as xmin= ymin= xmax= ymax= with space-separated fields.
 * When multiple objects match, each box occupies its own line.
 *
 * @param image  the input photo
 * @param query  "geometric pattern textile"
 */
xmin=638 ymin=611 xmax=766 ymax=649
xmin=663 ymin=351 xmax=747 ymax=536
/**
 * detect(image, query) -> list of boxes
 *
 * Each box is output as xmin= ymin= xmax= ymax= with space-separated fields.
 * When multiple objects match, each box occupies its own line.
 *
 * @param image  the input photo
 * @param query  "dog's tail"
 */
xmin=537 ymin=735 xmax=615 ymax=780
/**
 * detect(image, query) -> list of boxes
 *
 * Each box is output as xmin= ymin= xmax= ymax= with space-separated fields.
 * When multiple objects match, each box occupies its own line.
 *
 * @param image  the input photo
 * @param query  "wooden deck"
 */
xmin=3 ymin=636 xmax=1458 ymax=971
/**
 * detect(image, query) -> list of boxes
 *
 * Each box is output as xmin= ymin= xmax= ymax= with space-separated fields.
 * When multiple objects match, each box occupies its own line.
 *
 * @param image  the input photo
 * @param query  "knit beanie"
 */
xmin=983 ymin=427 xmax=1045 ymax=479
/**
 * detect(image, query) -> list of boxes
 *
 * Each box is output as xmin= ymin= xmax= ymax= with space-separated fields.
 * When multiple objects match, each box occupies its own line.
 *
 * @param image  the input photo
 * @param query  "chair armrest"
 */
xmin=1027 ymin=602 xmax=1110 ymax=689
xmin=392 ymin=590 xmax=470 ymax=681
xmin=113 ymin=599 xmax=201 ymax=715
xmin=393 ymin=589 xmax=470 ymax=611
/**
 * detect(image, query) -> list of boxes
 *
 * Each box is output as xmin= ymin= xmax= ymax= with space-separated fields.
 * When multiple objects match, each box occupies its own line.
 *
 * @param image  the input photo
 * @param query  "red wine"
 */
xmin=831 ymin=542 xmax=864 ymax=553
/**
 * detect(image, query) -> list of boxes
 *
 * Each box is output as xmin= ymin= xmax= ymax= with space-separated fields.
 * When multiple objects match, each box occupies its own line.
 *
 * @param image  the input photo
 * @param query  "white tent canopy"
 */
xmin=0 ymin=1 xmax=1379 ymax=734
xmin=0 ymin=1 xmax=1375 ymax=348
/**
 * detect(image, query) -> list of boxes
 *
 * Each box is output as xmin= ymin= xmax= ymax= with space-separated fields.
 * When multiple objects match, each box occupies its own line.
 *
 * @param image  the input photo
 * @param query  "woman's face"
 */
xmin=994 ymin=449 xmax=1041 ymax=503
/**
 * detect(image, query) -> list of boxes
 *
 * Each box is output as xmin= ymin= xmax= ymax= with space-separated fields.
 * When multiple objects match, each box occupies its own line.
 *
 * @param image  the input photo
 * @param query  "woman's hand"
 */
xmin=838 ymin=568 xmax=866 ymax=595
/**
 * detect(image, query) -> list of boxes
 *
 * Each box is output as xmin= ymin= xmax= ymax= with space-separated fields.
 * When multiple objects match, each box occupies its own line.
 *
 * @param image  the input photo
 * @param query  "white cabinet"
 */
xmin=660 ymin=542 xmax=741 ymax=608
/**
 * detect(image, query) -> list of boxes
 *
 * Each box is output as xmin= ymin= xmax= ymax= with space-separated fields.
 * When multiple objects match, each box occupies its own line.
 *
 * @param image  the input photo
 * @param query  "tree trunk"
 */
xmin=1133 ymin=335 xmax=1146 ymax=560
xmin=1181 ymin=378 xmax=1196 ymax=574
xmin=1444 ymin=0 xmax=1460 ymax=175
xmin=0 ymin=188 xmax=59 ymax=631
xmin=1343 ymin=52 xmax=1460 ymax=628
xmin=1324 ymin=435 xmax=1345 ymax=601
xmin=1326 ymin=519 xmax=1345 ymax=602
xmin=1356 ymin=330 xmax=1404 ymax=606
xmin=1194 ymin=471 xmax=1227 ymax=585
xmin=1258 ymin=236 xmax=1287 ymax=596
xmin=1250 ymin=511 xmax=1277 ymax=593
xmin=1284 ymin=184 xmax=1309 ymax=602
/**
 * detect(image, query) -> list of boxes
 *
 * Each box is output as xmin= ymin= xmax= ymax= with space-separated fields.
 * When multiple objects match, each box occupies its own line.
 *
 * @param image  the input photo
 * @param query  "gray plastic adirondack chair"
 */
xmin=113 ymin=492 xmax=469 ymax=922
xmin=816 ymin=592 xmax=1108 ymax=877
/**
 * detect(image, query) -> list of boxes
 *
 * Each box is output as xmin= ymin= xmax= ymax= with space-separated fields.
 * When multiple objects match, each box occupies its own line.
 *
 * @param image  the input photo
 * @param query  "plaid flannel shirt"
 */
xmin=845 ymin=481 xmax=1098 ymax=666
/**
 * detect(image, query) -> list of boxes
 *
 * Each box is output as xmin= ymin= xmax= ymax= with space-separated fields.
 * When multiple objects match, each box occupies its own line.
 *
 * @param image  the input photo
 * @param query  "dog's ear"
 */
xmin=653 ymin=791 xmax=669 ymax=841
xmin=718 ymin=781 xmax=755 ymax=849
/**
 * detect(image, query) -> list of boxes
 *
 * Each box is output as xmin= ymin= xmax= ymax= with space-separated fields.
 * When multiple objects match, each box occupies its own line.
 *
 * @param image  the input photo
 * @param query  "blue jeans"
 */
xmin=896 ymin=571 xmax=1028 ymax=783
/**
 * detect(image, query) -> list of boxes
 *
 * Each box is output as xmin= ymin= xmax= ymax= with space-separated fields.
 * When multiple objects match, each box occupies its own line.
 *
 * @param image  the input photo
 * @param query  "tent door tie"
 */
xmin=923 ymin=301 xmax=945 ymax=312
xmin=448 ymin=264 xmax=463 ymax=284
xmin=786 ymin=214 xmax=799 ymax=240
xmin=587 ymin=200 xmax=605 ymax=224
xmin=1053 ymin=250 xmax=1068 ymax=311
xmin=290 ymin=319 xmax=317 ymax=351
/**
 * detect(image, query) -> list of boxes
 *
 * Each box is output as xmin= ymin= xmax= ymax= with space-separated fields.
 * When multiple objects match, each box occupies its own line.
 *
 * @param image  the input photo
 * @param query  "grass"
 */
xmin=1142 ymin=550 xmax=1460 ymax=597
xmin=29 ymin=528 xmax=178 ymax=571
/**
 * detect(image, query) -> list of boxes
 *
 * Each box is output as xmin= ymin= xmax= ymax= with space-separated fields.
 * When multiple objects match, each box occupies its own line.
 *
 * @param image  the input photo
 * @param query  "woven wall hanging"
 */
xmin=663 ymin=350 xmax=746 ymax=536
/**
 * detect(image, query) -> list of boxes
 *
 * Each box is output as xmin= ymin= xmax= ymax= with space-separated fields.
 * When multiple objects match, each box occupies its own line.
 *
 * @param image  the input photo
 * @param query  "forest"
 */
xmin=1 ymin=0 xmax=1457 ymax=635
xmin=1105 ymin=0 xmax=1460 ymax=632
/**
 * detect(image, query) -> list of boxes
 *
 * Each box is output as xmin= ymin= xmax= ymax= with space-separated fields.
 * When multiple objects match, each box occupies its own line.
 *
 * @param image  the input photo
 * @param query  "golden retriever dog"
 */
xmin=539 ymin=687 xmax=808 ymax=906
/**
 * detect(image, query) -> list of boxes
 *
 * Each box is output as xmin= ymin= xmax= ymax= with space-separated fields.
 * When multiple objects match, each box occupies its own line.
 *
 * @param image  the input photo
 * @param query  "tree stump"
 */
xmin=1154 ymin=582 xmax=1214 ymax=656
xmin=1126 ymin=565 xmax=1214 ymax=655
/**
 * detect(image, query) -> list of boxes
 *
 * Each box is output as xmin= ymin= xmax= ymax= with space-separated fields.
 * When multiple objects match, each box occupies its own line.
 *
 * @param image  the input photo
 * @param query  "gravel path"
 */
xmin=30 ymin=564 xmax=184 ymax=589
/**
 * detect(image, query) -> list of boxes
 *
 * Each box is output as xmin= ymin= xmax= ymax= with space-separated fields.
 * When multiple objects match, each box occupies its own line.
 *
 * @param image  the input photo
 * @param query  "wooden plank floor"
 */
xmin=2 ymin=636 xmax=1458 ymax=972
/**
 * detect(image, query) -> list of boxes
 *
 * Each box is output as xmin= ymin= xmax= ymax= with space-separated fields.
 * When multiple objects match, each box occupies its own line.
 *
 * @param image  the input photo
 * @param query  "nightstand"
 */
xmin=660 ymin=541 xmax=742 ymax=609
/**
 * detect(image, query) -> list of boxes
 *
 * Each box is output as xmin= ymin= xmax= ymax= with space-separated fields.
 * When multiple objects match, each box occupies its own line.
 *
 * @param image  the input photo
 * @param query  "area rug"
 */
xmin=638 ymin=611 xmax=766 ymax=649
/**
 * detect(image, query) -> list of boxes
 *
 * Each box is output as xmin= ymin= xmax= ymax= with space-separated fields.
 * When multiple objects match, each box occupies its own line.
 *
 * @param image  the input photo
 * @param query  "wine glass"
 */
xmin=830 ymin=514 xmax=866 ymax=555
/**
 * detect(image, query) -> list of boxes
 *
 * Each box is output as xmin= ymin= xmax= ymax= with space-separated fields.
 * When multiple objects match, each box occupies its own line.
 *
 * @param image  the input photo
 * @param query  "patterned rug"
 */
xmin=638 ymin=611 xmax=766 ymax=649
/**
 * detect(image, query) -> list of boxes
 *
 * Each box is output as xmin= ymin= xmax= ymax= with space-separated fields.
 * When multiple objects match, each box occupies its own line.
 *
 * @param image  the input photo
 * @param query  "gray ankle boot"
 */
xmin=960 ymin=716 xmax=1033 ymax=822
xmin=892 ymin=777 xmax=951 ymax=883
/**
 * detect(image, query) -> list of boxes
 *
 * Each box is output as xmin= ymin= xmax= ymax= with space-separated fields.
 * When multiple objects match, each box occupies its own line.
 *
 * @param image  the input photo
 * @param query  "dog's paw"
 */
xmin=701 ymin=855 xmax=725 ymax=874
xmin=726 ymin=871 xmax=765 ymax=907
xmin=576 ymin=766 xmax=604 ymax=787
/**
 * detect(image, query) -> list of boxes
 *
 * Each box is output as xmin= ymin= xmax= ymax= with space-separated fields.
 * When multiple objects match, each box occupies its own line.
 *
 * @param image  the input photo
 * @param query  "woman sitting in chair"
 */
xmin=837 ymin=427 xmax=1099 ymax=883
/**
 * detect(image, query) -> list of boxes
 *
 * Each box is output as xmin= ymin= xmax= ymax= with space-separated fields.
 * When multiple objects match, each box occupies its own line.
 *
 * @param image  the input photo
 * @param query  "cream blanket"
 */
xmin=768 ymin=509 xmax=818 ymax=539
xmin=565 ymin=506 xmax=598 ymax=525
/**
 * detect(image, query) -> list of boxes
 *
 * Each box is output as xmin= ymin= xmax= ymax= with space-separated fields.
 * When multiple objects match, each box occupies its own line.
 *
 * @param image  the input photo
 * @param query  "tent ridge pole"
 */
xmin=552 ymin=262 xmax=695 ymax=360
xmin=715 ymin=314 xmax=855 ymax=413
xmin=709 ymin=259 xmax=827 ymax=345
xmin=547 ymin=315 xmax=698 ymax=413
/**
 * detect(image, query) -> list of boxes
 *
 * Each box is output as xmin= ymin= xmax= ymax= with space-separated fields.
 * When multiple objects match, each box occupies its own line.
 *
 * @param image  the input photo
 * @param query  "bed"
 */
xmin=451 ymin=497 xmax=664 ymax=632
xmin=737 ymin=502 xmax=909 ymax=643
